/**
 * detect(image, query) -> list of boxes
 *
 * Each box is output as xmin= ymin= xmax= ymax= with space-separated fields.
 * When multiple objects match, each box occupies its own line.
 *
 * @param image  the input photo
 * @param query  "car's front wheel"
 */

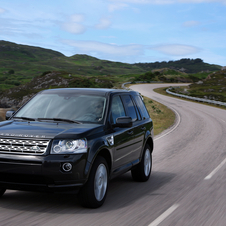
xmin=131 ymin=144 xmax=152 ymax=182
xmin=78 ymin=156 xmax=109 ymax=208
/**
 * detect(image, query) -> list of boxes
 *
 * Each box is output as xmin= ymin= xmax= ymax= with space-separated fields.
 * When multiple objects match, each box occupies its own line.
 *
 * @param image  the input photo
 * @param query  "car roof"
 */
xmin=40 ymin=88 xmax=139 ymax=96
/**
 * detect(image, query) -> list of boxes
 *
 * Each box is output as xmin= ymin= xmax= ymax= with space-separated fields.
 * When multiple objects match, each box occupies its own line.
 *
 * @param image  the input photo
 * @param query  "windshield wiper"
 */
xmin=13 ymin=117 xmax=36 ymax=121
xmin=37 ymin=118 xmax=82 ymax=124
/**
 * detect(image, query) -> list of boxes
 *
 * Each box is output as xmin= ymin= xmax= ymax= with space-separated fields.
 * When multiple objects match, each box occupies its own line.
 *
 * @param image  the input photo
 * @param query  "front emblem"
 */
xmin=31 ymin=146 xmax=41 ymax=152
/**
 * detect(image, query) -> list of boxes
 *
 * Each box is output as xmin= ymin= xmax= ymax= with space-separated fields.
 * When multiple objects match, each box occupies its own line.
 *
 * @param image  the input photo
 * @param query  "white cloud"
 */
xmin=62 ymin=23 xmax=86 ymax=34
xmin=70 ymin=14 xmax=84 ymax=23
xmin=63 ymin=40 xmax=143 ymax=56
xmin=0 ymin=17 xmax=51 ymax=39
xmin=63 ymin=40 xmax=202 ymax=60
xmin=108 ymin=3 xmax=128 ymax=12
xmin=109 ymin=0 xmax=226 ymax=4
xmin=183 ymin=20 xmax=200 ymax=27
xmin=95 ymin=18 xmax=112 ymax=29
xmin=152 ymin=44 xmax=201 ymax=55
xmin=62 ymin=14 xmax=86 ymax=34
xmin=0 ymin=7 xmax=6 ymax=13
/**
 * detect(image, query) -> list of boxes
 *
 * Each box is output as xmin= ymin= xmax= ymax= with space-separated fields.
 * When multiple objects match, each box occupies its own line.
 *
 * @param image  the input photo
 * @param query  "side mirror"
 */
xmin=114 ymin=116 xmax=132 ymax=128
xmin=5 ymin=110 xmax=15 ymax=120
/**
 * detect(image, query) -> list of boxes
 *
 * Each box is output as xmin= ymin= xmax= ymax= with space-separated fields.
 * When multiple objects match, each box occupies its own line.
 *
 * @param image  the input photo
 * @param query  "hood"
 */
xmin=0 ymin=120 xmax=103 ymax=139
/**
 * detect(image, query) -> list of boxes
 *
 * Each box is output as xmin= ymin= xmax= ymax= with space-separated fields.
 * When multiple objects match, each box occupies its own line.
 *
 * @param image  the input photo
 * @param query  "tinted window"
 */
xmin=134 ymin=95 xmax=150 ymax=119
xmin=111 ymin=95 xmax=126 ymax=124
xmin=121 ymin=95 xmax=137 ymax=121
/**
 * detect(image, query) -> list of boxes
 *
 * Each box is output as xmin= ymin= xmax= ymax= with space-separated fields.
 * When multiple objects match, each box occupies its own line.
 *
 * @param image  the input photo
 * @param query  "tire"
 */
xmin=131 ymin=144 xmax=152 ymax=182
xmin=0 ymin=188 xmax=6 ymax=197
xmin=78 ymin=156 xmax=109 ymax=208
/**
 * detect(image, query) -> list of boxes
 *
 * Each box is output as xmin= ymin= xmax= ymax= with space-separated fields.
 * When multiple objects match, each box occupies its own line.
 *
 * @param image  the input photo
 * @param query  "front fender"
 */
xmin=84 ymin=136 xmax=113 ymax=176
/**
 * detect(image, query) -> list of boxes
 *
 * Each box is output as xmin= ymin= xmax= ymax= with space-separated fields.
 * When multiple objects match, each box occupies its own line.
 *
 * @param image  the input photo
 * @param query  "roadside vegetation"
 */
xmin=154 ymin=85 xmax=226 ymax=111
xmin=143 ymin=97 xmax=175 ymax=136
xmin=168 ymin=69 xmax=226 ymax=102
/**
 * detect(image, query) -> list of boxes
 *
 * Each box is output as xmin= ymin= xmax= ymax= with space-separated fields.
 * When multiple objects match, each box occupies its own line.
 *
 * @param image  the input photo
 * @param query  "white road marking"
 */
xmin=148 ymin=204 xmax=180 ymax=226
xmin=154 ymin=107 xmax=181 ymax=141
xmin=204 ymin=157 xmax=226 ymax=180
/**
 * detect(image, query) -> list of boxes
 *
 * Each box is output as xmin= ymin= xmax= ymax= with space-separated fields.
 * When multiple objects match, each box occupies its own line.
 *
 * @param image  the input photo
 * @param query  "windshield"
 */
xmin=15 ymin=93 xmax=107 ymax=123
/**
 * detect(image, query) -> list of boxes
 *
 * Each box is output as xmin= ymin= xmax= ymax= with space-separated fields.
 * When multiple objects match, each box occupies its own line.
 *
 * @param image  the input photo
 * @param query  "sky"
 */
xmin=0 ymin=0 xmax=226 ymax=66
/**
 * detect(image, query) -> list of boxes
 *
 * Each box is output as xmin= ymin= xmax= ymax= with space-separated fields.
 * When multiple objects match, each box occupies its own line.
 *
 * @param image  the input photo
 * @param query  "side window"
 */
xmin=121 ymin=95 xmax=137 ymax=121
xmin=111 ymin=96 xmax=126 ymax=124
xmin=134 ymin=95 xmax=150 ymax=119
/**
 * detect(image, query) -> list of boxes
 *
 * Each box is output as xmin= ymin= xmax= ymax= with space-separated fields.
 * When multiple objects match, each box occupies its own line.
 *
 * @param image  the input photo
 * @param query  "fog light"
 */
xmin=62 ymin=163 xmax=72 ymax=172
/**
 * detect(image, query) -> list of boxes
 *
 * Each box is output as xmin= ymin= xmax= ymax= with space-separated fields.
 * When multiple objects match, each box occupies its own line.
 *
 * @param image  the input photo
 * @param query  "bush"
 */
xmin=8 ymin=69 xmax=15 ymax=74
xmin=41 ymin=71 xmax=52 ymax=76
xmin=0 ymin=76 xmax=7 ymax=81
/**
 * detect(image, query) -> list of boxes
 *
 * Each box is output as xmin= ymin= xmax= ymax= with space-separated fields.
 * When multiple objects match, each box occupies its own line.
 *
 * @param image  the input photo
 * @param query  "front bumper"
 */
xmin=0 ymin=153 xmax=88 ymax=193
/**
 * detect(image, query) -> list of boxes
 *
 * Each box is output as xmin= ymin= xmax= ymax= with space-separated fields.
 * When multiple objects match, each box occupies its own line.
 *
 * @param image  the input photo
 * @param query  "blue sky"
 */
xmin=0 ymin=0 xmax=226 ymax=65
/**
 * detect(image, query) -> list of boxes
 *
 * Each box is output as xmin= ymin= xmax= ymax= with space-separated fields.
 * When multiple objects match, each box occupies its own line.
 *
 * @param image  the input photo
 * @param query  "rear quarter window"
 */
xmin=133 ymin=95 xmax=150 ymax=119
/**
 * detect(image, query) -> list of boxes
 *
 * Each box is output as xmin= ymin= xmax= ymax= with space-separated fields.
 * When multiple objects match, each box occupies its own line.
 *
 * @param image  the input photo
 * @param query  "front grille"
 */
xmin=0 ymin=138 xmax=50 ymax=155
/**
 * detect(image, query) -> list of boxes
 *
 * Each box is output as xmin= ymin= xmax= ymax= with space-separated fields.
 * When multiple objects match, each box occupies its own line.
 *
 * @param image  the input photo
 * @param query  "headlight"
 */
xmin=51 ymin=139 xmax=87 ymax=154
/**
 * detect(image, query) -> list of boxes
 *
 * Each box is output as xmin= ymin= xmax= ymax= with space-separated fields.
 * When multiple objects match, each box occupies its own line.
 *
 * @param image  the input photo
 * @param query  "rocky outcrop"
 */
xmin=0 ymin=71 xmax=114 ymax=108
xmin=0 ymin=72 xmax=71 ymax=108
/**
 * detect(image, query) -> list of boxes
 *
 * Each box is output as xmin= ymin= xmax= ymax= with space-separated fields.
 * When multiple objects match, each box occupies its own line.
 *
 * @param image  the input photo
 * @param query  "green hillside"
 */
xmin=0 ymin=71 xmax=117 ymax=107
xmin=0 ymin=40 xmax=225 ymax=107
xmin=0 ymin=40 xmax=64 ymax=60
xmin=0 ymin=41 xmax=222 ymax=92
xmin=188 ymin=69 xmax=226 ymax=102
xmin=0 ymin=40 xmax=146 ymax=90
xmin=170 ymin=69 xmax=226 ymax=102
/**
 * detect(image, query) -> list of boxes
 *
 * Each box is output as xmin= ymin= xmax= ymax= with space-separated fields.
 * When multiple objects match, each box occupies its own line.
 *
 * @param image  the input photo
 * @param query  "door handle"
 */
xmin=127 ymin=130 xmax=134 ymax=135
xmin=141 ymin=127 xmax=146 ymax=131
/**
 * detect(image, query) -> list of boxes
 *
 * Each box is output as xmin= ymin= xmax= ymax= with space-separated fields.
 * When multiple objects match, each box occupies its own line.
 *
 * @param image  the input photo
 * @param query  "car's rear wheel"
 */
xmin=78 ymin=156 xmax=109 ymax=208
xmin=0 ymin=188 xmax=6 ymax=197
xmin=131 ymin=144 xmax=152 ymax=182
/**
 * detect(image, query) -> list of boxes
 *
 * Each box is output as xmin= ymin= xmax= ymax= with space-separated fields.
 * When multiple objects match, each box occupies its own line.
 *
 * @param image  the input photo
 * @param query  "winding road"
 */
xmin=1 ymin=83 xmax=226 ymax=226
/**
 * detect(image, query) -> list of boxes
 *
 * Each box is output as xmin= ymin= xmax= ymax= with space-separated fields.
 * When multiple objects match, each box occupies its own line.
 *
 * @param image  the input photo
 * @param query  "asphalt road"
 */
xmin=1 ymin=83 xmax=226 ymax=226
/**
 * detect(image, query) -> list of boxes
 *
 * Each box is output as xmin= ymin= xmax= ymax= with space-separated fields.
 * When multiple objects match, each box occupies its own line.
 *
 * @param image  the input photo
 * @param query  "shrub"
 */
xmin=8 ymin=70 xmax=15 ymax=74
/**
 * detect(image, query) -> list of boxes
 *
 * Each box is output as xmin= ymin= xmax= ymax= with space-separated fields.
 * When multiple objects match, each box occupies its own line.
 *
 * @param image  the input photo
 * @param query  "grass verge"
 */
xmin=142 ymin=96 xmax=175 ymax=136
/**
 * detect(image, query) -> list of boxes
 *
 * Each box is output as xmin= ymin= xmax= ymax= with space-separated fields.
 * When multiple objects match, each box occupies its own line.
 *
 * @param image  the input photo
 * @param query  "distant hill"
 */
xmin=135 ymin=58 xmax=221 ymax=74
xmin=0 ymin=41 xmax=221 ymax=78
xmin=0 ymin=40 xmax=145 ymax=86
xmin=0 ymin=40 xmax=223 ymax=95
xmin=0 ymin=40 xmax=64 ymax=60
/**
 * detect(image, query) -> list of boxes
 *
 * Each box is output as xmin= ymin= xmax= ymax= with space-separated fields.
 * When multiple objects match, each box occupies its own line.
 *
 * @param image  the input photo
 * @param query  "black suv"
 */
xmin=0 ymin=88 xmax=153 ymax=208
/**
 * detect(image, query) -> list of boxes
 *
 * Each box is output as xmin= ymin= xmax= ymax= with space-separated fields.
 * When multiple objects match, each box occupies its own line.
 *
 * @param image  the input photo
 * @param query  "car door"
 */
xmin=110 ymin=94 xmax=144 ymax=171
xmin=120 ymin=94 xmax=145 ymax=162
xmin=110 ymin=95 xmax=129 ymax=170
